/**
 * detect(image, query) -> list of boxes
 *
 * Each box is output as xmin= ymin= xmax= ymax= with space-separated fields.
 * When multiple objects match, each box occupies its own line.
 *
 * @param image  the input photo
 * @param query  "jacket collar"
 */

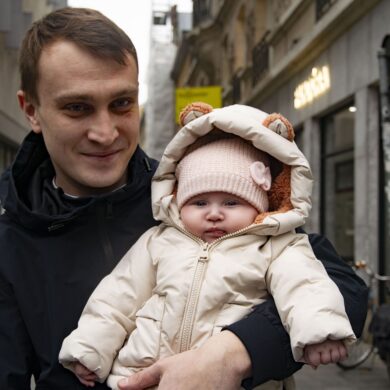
xmin=0 ymin=131 xmax=156 ymax=231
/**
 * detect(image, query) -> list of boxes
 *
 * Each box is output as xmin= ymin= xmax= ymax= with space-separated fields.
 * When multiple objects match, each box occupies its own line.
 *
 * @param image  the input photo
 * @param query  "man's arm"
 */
xmin=0 ymin=276 xmax=35 ymax=389
xmin=226 ymin=230 xmax=368 ymax=388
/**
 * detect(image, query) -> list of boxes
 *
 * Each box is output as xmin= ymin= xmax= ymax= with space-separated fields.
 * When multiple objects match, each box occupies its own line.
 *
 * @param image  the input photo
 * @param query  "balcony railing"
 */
xmin=232 ymin=73 xmax=241 ymax=103
xmin=252 ymin=37 xmax=269 ymax=85
xmin=316 ymin=0 xmax=337 ymax=21
xmin=193 ymin=0 xmax=212 ymax=27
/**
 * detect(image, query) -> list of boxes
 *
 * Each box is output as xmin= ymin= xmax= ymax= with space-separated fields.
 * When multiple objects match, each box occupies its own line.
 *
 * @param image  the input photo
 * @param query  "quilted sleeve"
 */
xmin=265 ymin=232 xmax=356 ymax=361
xmin=59 ymin=227 xmax=158 ymax=381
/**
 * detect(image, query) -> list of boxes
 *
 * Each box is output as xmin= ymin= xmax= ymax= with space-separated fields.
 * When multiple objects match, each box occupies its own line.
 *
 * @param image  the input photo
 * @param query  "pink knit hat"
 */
xmin=176 ymin=134 xmax=272 ymax=212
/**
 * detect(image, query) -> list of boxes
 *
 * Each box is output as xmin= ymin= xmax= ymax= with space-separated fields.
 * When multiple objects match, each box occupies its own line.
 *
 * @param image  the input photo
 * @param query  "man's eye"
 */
xmin=64 ymin=103 xmax=90 ymax=113
xmin=111 ymin=98 xmax=132 ymax=110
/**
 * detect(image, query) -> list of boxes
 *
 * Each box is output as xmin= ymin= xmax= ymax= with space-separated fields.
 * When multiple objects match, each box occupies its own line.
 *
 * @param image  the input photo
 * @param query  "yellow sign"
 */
xmin=175 ymin=86 xmax=222 ymax=124
xmin=294 ymin=66 xmax=330 ymax=109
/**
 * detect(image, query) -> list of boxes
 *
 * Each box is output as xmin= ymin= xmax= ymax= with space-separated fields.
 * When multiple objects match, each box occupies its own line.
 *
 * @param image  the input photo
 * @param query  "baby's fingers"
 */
xmin=76 ymin=374 xmax=96 ymax=387
xmin=304 ymin=349 xmax=321 ymax=367
xmin=331 ymin=343 xmax=348 ymax=363
xmin=74 ymin=363 xmax=92 ymax=376
xmin=74 ymin=363 xmax=98 ymax=386
xmin=319 ymin=349 xmax=332 ymax=364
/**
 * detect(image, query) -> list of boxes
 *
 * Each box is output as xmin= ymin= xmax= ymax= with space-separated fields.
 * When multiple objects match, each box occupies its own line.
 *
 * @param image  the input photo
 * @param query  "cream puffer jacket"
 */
xmin=59 ymin=104 xmax=355 ymax=390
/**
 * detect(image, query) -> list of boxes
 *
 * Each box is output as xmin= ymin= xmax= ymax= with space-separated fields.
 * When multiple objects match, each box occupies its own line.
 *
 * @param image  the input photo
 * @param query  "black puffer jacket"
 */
xmin=0 ymin=132 xmax=159 ymax=389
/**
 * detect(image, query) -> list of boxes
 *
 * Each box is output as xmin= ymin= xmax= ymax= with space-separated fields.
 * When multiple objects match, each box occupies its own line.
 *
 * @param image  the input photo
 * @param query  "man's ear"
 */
xmin=17 ymin=90 xmax=42 ymax=133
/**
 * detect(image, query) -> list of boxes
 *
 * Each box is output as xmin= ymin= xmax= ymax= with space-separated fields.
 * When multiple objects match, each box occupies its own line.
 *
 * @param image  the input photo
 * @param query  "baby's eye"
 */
xmin=194 ymin=200 xmax=207 ymax=207
xmin=224 ymin=200 xmax=239 ymax=206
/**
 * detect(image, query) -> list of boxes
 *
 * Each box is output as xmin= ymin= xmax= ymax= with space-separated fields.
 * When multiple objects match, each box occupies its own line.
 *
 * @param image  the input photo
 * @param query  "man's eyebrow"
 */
xmin=112 ymin=88 xmax=139 ymax=98
xmin=54 ymin=88 xmax=139 ymax=104
xmin=54 ymin=93 xmax=92 ymax=104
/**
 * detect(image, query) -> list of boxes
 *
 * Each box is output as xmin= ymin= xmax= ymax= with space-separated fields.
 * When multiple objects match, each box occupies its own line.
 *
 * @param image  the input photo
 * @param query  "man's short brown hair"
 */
xmin=19 ymin=7 xmax=139 ymax=104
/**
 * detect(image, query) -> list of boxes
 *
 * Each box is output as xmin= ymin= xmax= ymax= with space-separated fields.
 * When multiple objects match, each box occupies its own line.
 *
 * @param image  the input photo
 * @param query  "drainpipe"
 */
xmin=378 ymin=35 xmax=390 ymax=292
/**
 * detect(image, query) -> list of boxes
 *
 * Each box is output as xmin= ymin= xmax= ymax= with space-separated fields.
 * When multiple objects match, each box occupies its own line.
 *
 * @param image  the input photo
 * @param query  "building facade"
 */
xmin=143 ymin=1 xmax=192 ymax=160
xmin=172 ymin=0 xmax=390 ymax=289
xmin=0 ymin=0 xmax=67 ymax=173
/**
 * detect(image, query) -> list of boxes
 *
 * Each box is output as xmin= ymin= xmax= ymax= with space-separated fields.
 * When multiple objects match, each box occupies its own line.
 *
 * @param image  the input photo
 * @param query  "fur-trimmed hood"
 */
xmin=152 ymin=103 xmax=312 ymax=236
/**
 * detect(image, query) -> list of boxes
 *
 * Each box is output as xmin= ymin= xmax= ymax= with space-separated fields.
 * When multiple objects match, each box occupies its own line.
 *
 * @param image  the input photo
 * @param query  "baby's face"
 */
xmin=180 ymin=192 xmax=258 ymax=243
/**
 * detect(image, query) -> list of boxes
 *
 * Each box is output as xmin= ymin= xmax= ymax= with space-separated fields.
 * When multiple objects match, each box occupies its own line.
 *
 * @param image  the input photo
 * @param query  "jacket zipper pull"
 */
xmin=143 ymin=157 xmax=152 ymax=172
xmin=48 ymin=223 xmax=65 ymax=232
xmin=199 ymin=245 xmax=209 ymax=262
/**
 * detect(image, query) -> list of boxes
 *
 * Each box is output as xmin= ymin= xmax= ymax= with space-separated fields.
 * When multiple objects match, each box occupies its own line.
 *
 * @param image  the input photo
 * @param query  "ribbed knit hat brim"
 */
xmin=176 ymin=136 xmax=270 ymax=212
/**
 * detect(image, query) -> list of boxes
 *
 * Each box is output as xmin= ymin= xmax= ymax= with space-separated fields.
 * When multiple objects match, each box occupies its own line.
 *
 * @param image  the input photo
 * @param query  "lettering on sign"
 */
xmin=294 ymin=66 xmax=330 ymax=109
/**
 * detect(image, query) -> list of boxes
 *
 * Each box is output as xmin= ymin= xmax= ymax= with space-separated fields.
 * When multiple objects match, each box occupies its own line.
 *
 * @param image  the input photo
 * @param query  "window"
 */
xmin=153 ymin=11 xmax=168 ymax=25
xmin=321 ymin=105 xmax=355 ymax=262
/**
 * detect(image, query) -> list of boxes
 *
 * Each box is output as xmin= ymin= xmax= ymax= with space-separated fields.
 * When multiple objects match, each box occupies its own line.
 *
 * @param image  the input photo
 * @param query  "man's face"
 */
xmin=18 ymin=40 xmax=140 ymax=197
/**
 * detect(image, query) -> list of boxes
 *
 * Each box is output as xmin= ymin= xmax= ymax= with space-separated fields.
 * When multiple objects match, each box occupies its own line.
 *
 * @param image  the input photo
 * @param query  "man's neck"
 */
xmin=52 ymin=176 xmax=127 ymax=198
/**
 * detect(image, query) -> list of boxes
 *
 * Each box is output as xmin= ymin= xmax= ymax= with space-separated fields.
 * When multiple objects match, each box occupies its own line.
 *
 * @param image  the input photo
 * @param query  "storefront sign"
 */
xmin=175 ymin=86 xmax=222 ymax=124
xmin=294 ymin=66 xmax=330 ymax=109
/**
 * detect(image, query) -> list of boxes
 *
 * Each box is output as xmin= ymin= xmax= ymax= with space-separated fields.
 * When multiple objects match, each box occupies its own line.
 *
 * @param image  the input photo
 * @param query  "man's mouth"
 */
xmin=82 ymin=149 xmax=121 ymax=160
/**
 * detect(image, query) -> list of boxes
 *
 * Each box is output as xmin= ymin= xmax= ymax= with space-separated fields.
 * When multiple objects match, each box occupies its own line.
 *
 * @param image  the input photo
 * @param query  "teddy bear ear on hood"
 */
xmin=262 ymin=113 xmax=295 ymax=142
xmin=254 ymin=112 xmax=296 ymax=224
xmin=179 ymin=102 xmax=214 ymax=126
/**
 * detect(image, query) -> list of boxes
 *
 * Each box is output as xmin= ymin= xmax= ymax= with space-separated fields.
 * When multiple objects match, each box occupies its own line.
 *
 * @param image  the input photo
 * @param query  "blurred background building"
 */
xmin=0 ymin=0 xmax=66 ymax=173
xmin=1 ymin=0 xmax=389 ymax=301
xmin=171 ymin=0 xmax=390 ymax=301
xmin=142 ymin=0 xmax=192 ymax=159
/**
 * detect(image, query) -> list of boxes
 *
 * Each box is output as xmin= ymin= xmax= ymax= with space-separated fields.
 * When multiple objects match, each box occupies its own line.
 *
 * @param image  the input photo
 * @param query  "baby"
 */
xmin=59 ymin=103 xmax=355 ymax=390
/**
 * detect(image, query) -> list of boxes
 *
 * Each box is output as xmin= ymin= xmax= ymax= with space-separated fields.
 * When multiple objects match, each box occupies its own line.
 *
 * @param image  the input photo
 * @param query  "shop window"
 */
xmin=321 ymin=106 xmax=355 ymax=262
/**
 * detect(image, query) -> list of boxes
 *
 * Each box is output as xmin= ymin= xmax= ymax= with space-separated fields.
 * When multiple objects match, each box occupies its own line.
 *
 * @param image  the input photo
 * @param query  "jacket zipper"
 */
xmin=168 ymin=216 xmax=266 ymax=352
xmin=179 ymin=243 xmax=209 ymax=352
xmin=97 ymin=201 xmax=114 ymax=266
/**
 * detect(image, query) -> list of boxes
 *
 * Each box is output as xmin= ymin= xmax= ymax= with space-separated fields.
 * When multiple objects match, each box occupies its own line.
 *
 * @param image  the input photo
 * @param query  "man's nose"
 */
xmin=87 ymin=111 xmax=119 ymax=145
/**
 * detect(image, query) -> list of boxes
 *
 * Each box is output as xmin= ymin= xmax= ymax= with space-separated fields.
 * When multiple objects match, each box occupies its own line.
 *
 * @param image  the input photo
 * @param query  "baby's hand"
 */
xmin=71 ymin=362 xmax=98 ymax=387
xmin=303 ymin=339 xmax=347 ymax=368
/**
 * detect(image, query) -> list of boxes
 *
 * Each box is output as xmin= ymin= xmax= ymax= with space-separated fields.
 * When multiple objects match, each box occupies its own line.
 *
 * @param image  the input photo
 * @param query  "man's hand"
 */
xmin=303 ymin=339 xmax=347 ymax=368
xmin=71 ymin=362 xmax=98 ymax=387
xmin=117 ymin=331 xmax=251 ymax=390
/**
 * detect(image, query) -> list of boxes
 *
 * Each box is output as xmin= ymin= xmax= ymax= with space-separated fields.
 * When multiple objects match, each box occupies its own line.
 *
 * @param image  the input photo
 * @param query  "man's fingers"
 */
xmin=118 ymin=364 xmax=161 ymax=390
